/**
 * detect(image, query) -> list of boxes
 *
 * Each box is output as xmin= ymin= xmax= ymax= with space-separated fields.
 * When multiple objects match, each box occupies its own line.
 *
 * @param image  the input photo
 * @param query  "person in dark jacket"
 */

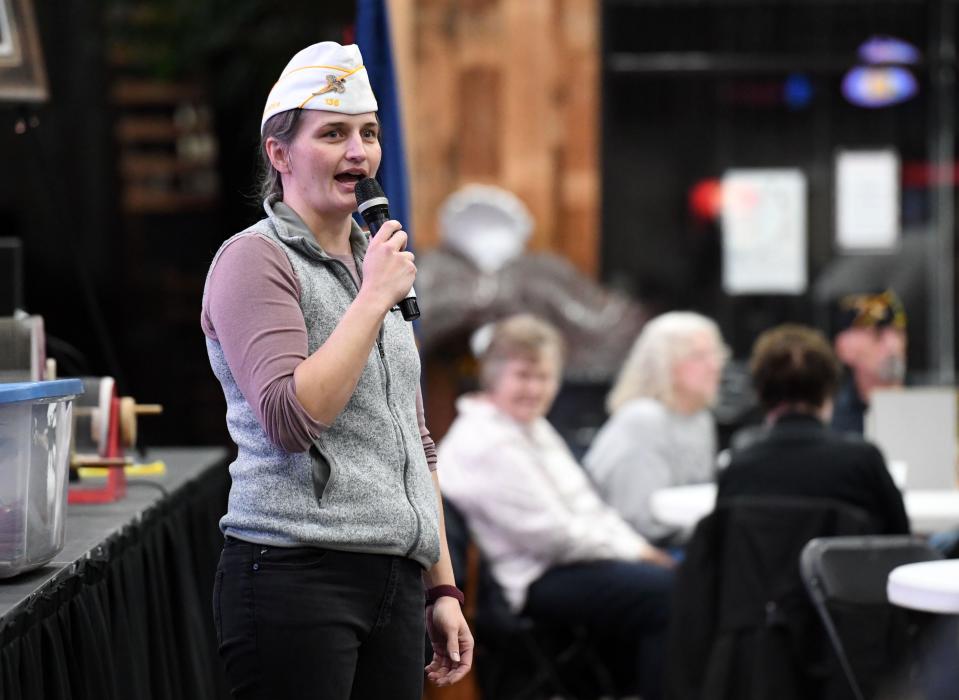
xmin=719 ymin=323 xmax=909 ymax=535
xmin=666 ymin=325 xmax=911 ymax=700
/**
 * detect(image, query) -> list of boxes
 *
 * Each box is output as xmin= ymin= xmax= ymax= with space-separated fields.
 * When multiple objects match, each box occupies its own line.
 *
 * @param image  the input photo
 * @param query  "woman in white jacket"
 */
xmin=438 ymin=314 xmax=674 ymax=700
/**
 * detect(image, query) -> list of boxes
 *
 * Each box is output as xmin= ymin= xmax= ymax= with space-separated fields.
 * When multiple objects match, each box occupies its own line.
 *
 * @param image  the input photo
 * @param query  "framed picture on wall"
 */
xmin=0 ymin=0 xmax=47 ymax=102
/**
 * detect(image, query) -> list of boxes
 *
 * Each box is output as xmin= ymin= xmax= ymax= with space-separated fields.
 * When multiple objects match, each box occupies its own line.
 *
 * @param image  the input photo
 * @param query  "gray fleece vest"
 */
xmin=205 ymin=198 xmax=440 ymax=568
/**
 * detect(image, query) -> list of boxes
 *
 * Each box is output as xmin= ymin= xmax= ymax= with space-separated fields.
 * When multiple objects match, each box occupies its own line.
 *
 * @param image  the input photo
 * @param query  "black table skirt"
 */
xmin=0 ymin=456 xmax=232 ymax=700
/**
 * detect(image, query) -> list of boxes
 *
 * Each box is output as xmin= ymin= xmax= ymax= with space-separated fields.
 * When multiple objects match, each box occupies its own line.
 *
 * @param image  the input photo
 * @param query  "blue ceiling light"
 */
xmin=783 ymin=74 xmax=813 ymax=110
xmin=842 ymin=66 xmax=919 ymax=108
xmin=843 ymin=35 xmax=920 ymax=108
xmin=858 ymin=36 xmax=921 ymax=66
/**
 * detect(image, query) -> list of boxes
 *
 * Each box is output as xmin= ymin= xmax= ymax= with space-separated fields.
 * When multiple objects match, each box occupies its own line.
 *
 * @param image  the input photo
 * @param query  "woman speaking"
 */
xmin=201 ymin=41 xmax=472 ymax=699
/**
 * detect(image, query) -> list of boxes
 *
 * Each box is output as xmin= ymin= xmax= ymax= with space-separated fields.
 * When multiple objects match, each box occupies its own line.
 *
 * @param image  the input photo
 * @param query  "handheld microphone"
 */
xmin=355 ymin=178 xmax=420 ymax=321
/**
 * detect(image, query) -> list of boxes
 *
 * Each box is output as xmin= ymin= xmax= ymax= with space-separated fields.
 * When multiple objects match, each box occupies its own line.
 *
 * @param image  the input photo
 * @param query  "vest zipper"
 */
xmin=375 ymin=335 xmax=423 ymax=557
xmin=329 ymin=257 xmax=423 ymax=557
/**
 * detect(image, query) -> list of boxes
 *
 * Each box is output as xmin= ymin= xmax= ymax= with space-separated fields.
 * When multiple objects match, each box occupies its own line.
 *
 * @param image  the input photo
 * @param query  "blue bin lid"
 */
xmin=0 ymin=379 xmax=85 ymax=404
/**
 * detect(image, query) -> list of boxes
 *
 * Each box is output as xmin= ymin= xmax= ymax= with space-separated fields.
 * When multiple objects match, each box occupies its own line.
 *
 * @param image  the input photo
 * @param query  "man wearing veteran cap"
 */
xmin=831 ymin=289 xmax=908 ymax=434
xmin=201 ymin=42 xmax=472 ymax=699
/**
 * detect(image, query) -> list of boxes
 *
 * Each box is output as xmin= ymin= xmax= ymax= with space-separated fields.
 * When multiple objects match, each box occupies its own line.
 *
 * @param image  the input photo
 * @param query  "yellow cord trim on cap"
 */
xmin=271 ymin=63 xmax=366 ymax=91
xmin=296 ymin=65 xmax=367 ymax=109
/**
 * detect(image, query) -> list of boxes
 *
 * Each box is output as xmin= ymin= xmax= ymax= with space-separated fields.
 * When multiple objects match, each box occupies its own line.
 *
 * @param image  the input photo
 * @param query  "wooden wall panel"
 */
xmin=502 ymin=0 xmax=556 ymax=252
xmin=458 ymin=66 xmax=501 ymax=178
xmin=388 ymin=7 xmax=602 ymax=700
xmin=411 ymin=0 xmax=459 ymax=249
xmin=389 ymin=0 xmax=418 ymax=192
xmin=558 ymin=0 xmax=600 ymax=276
xmin=391 ymin=0 xmax=599 ymax=277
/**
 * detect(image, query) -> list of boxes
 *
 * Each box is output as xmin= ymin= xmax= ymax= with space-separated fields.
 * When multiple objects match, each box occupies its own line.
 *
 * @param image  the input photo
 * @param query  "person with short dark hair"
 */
xmin=718 ymin=324 xmax=909 ymax=535
xmin=751 ymin=323 xmax=841 ymax=415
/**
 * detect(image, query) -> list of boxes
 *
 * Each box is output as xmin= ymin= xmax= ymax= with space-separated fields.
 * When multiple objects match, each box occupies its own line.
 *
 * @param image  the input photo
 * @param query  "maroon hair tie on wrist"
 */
xmin=425 ymin=584 xmax=465 ymax=607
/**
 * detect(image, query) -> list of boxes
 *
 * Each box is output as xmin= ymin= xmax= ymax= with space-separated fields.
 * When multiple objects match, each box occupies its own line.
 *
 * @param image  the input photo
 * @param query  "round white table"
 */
xmin=649 ymin=483 xmax=959 ymax=534
xmin=887 ymin=560 xmax=959 ymax=613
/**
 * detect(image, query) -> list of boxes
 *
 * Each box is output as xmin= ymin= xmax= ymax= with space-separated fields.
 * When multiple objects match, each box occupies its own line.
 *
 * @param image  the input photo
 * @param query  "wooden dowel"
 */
xmin=133 ymin=404 xmax=163 ymax=415
xmin=71 ymin=456 xmax=133 ymax=467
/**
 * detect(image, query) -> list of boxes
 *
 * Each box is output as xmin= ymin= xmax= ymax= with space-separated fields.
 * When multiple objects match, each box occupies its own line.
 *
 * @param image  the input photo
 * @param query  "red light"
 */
xmin=689 ymin=179 xmax=722 ymax=221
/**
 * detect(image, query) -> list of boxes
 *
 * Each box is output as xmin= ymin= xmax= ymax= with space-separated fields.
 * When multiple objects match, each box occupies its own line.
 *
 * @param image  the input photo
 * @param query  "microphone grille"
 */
xmin=355 ymin=177 xmax=385 ymax=207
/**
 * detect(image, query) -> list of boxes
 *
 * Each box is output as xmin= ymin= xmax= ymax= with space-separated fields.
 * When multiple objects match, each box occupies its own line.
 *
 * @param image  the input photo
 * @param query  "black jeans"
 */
xmin=212 ymin=536 xmax=426 ymax=700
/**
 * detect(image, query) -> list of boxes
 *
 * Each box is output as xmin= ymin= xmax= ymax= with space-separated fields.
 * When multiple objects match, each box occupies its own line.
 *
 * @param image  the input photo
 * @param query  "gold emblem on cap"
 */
xmin=291 ymin=64 xmax=367 ymax=110
xmin=314 ymin=74 xmax=348 ymax=97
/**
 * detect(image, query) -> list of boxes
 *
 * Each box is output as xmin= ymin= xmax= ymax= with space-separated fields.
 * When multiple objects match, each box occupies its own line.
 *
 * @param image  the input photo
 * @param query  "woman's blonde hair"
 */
xmin=478 ymin=314 xmax=565 ymax=390
xmin=606 ymin=311 xmax=722 ymax=413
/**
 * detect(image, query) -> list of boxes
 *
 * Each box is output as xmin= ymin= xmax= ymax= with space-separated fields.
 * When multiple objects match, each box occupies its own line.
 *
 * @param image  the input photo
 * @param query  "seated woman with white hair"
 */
xmin=584 ymin=311 xmax=727 ymax=544
xmin=438 ymin=314 xmax=674 ymax=700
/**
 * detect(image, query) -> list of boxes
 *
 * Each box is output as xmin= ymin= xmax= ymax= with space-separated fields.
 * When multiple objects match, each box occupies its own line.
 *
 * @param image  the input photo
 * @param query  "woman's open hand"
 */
xmin=425 ymin=597 xmax=474 ymax=686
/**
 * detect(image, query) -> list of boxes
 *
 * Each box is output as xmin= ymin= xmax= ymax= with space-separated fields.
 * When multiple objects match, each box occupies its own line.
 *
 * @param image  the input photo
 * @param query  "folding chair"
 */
xmin=800 ymin=535 xmax=944 ymax=700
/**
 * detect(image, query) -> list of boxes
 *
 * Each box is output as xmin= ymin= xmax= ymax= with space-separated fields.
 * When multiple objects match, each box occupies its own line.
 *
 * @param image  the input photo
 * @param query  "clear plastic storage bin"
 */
xmin=0 ymin=379 xmax=83 ymax=578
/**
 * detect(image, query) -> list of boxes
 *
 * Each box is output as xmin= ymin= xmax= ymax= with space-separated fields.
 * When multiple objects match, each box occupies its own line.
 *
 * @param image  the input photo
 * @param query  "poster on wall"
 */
xmin=0 ymin=0 xmax=13 ymax=60
xmin=0 ymin=0 xmax=47 ymax=103
xmin=835 ymin=149 xmax=900 ymax=251
xmin=721 ymin=168 xmax=807 ymax=295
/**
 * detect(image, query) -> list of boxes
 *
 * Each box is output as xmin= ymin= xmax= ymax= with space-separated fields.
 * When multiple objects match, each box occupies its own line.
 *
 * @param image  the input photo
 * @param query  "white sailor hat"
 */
xmin=261 ymin=42 xmax=378 ymax=133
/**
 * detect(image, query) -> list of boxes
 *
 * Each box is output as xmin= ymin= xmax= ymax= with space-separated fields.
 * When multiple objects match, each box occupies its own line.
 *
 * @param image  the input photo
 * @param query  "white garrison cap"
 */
xmin=261 ymin=42 xmax=378 ymax=133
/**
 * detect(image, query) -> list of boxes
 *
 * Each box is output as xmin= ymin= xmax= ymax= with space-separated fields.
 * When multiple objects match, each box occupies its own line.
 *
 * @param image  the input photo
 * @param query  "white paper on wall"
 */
xmin=835 ymin=149 xmax=900 ymax=251
xmin=0 ymin=0 xmax=13 ymax=60
xmin=721 ymin=169 xmax=807 ymax=295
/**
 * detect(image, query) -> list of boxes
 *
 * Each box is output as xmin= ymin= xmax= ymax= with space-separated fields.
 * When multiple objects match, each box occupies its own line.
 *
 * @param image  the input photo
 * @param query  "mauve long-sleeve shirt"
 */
xmin=200 ymin=224 xmax=437 ymax=468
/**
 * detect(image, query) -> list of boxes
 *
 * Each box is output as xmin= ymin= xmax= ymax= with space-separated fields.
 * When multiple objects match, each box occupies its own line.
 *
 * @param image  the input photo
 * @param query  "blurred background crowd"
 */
xmin=4 ymin=0 xmax=956 ymax=452
xmin=2 ymin=1 xmax=959 ymax=699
